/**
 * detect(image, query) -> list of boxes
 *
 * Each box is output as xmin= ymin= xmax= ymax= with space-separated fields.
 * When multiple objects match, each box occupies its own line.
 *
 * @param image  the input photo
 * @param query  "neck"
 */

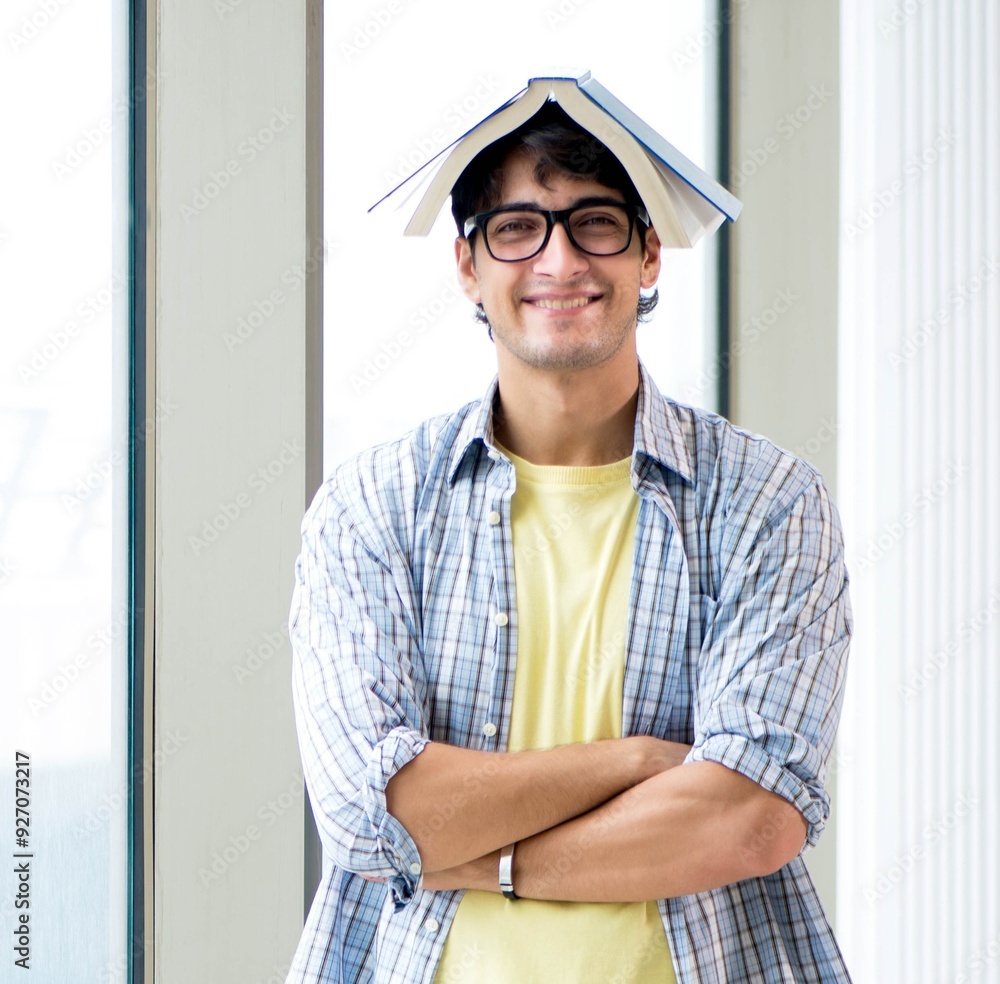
xmin=492 ymin=353 xmax=640 ymax=467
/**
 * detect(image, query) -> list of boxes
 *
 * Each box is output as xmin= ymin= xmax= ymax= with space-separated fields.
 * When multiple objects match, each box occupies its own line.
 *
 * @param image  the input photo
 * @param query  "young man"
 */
xmin=288 ymin=105 xmax=852 ymax=982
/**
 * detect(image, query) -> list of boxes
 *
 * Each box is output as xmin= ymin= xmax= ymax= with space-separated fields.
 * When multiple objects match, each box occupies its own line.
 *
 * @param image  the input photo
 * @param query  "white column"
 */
xmin=729 ymin=0 xmax=843 ymax=916
xmin=837 ymin=0 xmax=1000 ymax=979
xmin=149 ymin=0 xmax=322 ymax=979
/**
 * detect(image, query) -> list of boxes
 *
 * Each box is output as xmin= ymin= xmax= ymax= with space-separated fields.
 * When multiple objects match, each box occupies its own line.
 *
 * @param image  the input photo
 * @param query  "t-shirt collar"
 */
xmin=447 ymin=360 xmax=694 ymax=487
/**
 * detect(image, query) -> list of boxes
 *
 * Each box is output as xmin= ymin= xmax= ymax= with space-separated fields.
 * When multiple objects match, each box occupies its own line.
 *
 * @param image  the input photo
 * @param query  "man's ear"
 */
xmin=640 ymin=226 xmax=662 ymax=290
xmin=455 ymin=237 xmax=482 ymax=304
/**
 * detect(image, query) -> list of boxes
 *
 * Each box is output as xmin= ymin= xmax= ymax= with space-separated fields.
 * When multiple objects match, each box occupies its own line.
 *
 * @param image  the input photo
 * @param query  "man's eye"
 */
xmin=576 ymin=212 xmax=621 ymax=228
xmin=493 ymin=217 xmax=541 ymax=235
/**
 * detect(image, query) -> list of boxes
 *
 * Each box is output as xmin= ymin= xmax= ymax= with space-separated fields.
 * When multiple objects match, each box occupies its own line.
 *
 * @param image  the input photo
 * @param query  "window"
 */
xmin=324 ymin=0 xmax=727 ymax=468
xmin=0 ymin=0 xmax=135 ymax=978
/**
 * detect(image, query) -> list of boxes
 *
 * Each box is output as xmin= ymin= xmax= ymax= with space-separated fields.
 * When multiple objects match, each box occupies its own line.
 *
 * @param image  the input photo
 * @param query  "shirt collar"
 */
xmin=633 ymin=361 xmax=695 ymax=486
xmin=447 ymin=377 xmax=502 ymax=484
xmin=446 ymin=361 xmax=695 ymax=487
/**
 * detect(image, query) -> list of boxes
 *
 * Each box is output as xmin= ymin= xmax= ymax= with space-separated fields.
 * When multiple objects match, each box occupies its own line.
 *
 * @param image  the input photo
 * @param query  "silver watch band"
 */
xmin=499 ymin=843 xmax=518 ymax=900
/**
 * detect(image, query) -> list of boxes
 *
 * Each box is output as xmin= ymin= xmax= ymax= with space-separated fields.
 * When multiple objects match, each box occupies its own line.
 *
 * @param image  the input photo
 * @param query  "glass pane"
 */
xmin=0 ymin=1 xmax=131 ymax=979
xmin=324 ymin=0 xmax=723 ymax=467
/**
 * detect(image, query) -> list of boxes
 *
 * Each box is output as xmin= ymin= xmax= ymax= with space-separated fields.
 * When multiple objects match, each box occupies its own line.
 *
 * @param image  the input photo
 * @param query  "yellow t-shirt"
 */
xmin=433 ymin=449 xmax=676 ymax=984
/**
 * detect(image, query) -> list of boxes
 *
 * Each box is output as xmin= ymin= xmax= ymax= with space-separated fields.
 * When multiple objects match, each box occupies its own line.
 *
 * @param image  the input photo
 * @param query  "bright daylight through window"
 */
xmin=324 ymin=0 xmax=724 ymax=468
xmin=0 ymin=1 xmax=133 ymax=979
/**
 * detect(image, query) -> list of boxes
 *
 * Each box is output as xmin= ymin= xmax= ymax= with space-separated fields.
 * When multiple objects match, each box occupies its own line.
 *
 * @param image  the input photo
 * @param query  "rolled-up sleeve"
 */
xmin=688 ymin=474 xmax=852 ymax=849
xmin=290 ymin=473 xmax=429 ymax=907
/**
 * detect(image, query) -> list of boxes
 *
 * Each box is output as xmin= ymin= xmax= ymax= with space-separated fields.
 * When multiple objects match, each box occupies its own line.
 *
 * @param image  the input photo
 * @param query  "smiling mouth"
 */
xmin=528 ymin=296 xmax=601 ymax=310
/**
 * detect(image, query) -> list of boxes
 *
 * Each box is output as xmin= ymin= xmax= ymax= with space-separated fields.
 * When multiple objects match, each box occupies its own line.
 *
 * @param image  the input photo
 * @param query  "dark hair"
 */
xmin=450 ymin=103 xmax=659 ymax=328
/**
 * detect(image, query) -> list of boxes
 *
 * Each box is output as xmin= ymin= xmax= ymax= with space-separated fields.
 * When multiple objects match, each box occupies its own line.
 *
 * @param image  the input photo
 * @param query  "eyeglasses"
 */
xmin=463 ymin=199 xmax=650 ymax=263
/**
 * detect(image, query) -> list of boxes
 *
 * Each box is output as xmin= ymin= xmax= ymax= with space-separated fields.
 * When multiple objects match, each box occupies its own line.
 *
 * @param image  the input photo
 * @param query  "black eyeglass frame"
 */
xmin=463 ymin=200 xmax=651 ymax=262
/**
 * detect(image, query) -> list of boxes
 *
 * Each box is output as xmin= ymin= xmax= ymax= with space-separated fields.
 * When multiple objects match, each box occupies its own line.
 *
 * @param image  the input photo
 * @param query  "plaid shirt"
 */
xmin=288 ymin=363 xmax=853 ymax=983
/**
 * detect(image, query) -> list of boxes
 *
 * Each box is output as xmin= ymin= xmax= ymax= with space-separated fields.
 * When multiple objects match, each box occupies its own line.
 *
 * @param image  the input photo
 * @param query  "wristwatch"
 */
xmin=499 ymin=843 xmax=519 ymax=900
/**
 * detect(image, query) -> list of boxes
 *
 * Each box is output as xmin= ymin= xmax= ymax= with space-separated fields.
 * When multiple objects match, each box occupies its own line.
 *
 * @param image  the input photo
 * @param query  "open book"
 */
xmin=370 ymin=70 xmax=741 ymax=249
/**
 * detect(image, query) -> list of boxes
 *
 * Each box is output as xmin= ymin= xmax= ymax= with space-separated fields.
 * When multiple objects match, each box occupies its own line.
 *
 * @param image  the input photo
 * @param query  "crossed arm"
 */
xmin=295 ymin=467 xmax=849 ymax=905
xmin=385 ymin=738 xmax=807 ymax=902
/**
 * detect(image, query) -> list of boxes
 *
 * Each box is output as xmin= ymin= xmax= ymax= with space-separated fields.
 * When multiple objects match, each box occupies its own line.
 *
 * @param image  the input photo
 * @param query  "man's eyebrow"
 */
xmin=493 ymin=195 xmax=628 ymax=212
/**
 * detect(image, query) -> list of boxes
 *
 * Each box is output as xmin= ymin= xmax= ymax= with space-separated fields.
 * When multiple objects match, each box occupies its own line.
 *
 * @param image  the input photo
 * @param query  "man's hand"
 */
xmin=629 ymin=735 xmax=691 ymax=775
xmin=386 ymin=736 xmax=691 ymax=873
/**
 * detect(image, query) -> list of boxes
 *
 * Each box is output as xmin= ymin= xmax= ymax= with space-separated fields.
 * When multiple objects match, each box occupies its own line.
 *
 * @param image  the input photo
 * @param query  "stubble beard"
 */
xmin=489 ymin=294 xmax=640 ymax=372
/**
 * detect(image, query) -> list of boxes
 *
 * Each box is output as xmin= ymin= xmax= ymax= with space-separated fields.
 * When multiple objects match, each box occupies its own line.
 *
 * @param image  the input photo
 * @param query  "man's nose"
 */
xmin=530 ymin=220 xmax=590 ymax=279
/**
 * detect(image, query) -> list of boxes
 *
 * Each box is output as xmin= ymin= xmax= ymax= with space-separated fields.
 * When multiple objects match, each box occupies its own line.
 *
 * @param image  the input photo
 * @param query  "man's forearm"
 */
xmin=385 ymin=736 xmax=689 ymax=873
xmin=424 ymin=762 xmax=807 ymax=900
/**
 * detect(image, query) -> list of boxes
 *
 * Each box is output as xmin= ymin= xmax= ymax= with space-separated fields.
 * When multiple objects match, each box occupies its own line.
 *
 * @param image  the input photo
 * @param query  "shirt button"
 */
xmin=494 ymin=612 xmax=508 ymax=627
xmin=409 ymin=862 xmax=421 ymax=875
xmin=482 ymin=722 xmax=497 ymax=737
xmin=425 ymin=918 xmax=440 ymax=934
xmin=487 ymin=510 xmax=501 ymax=525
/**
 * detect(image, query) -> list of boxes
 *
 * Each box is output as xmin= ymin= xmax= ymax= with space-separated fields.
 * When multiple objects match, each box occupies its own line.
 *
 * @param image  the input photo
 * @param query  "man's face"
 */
xmin=455 ymin=151 xmax=661 ymax=375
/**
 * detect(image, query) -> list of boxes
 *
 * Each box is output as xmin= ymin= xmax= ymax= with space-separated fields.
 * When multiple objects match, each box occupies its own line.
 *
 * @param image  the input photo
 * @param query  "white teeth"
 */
xmin=532 ymin=297 xmax=594 ymax=309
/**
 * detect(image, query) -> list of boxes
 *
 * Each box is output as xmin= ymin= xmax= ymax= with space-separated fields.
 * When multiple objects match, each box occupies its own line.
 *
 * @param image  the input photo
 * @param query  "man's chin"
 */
xmin=498 ymin=337 xmax=620 ymax=373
